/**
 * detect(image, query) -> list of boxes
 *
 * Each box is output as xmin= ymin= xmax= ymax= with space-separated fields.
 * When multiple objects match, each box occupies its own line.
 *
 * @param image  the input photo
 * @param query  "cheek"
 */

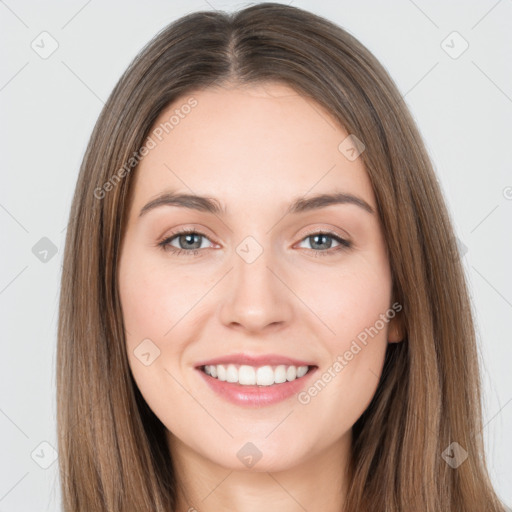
xmin=118 ymin=247 xmax=198 ymax=420
xmin=118 ymin=246 xmax=219 ymax=392
xmin=119 ymin=246 xmax=199 ymax=343
xmin=298 ymin=254 xmax=393 ymax=344
xmin=295 ymin=253 xmax=392 ymax=403
xmin=118 ymin=245 xmax=183 ymax=398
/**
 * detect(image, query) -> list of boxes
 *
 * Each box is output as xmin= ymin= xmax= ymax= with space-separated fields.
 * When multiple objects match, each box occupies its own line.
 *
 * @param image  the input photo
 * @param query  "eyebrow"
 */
xmin=138 ymin=190 xmax=375 ymax=218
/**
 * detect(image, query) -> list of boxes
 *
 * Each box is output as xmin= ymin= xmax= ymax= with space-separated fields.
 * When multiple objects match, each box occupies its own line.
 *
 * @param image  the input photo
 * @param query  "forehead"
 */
xmin=128 ymin=82 xmax=376 ymax=216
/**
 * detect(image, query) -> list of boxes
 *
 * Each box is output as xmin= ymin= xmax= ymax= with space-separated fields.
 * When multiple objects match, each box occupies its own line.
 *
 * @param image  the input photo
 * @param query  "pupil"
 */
xmin=312 ymin=234 xmax=331 ymax=250
xmin=181 ymin=233 xmax=201 ymax=249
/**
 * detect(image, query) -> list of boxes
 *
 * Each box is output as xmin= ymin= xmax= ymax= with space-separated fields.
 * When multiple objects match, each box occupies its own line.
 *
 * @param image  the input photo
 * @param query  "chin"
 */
xmin=202 ymin=437 xmax=310 ymax=473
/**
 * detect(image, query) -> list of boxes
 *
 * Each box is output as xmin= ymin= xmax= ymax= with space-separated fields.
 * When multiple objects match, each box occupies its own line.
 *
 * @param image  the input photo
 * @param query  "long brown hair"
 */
xmin=57 ymin=3 xmax=507 ymax=510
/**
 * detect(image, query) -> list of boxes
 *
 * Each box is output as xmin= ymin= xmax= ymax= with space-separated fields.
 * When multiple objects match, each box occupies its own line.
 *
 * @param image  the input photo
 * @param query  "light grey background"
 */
xmin=1 ymin=0 xmax=511 ymax=510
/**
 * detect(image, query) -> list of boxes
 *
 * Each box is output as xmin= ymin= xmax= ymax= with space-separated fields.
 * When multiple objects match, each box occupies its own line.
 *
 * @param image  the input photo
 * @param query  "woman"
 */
xmin=57 ymin=3 xmax=508 ymax=511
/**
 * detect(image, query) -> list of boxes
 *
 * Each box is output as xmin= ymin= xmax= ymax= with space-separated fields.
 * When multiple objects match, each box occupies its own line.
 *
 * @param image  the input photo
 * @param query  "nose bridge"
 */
xmin=235 ymin=234 xmax=273 ymax=291
xmin=218 ymin=234 xmax=292 ymax=331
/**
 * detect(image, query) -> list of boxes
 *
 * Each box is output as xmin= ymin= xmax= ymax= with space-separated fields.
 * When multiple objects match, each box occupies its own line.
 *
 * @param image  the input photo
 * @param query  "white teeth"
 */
xmin=297 ymin=366 xmax=308 ymax=378
xmin=239 ymin=365 xmax=256 ymax=385
xmin=226 ymin=364 xmax=238 ymax=383
xmin=202 ymin=363 xmax=311 ymax=386
xmin=256 ymin=366 xmax=274 ymax=386
xmin=286 ymin=366 xmax=297 ymax=381
xmin=216 ymin=364 xmax=226 ymax=381
xmin=274 ymin=365 xmax=287 ymax=384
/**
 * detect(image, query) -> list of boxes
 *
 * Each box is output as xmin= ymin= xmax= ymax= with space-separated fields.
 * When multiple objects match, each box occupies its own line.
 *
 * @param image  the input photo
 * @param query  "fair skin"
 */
xmin=118 ymin=81 xmax=403 ymax=512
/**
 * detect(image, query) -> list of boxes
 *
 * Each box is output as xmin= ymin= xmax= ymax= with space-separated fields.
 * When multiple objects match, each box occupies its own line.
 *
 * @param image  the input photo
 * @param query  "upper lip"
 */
xmin=195 ymin=353 xmax=316 ymax=368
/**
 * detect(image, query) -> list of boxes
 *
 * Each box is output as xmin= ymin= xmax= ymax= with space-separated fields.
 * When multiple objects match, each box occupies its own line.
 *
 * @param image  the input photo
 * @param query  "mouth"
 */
xmin=193 ymin=353 xmax=318 ymax=407
xmin=199 ymin=363 xmax=317 ymax=386
xmin=196 ymin=362 xmax=319 ymax=407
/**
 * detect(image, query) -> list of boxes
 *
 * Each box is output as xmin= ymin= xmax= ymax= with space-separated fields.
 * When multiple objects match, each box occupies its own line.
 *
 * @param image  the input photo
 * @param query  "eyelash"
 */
xmin=157 ymin=227 xmax=352 ymax=257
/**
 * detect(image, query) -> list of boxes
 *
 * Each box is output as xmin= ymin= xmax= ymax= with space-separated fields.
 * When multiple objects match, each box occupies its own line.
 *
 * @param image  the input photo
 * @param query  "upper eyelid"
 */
xmin=298 ymin=225 xmax=350 ymax=240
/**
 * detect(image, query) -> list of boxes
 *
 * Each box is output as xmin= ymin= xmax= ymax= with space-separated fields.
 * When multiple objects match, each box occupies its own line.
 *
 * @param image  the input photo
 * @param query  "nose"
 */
xmin=218 ymin=242 xmax=294 ymax=334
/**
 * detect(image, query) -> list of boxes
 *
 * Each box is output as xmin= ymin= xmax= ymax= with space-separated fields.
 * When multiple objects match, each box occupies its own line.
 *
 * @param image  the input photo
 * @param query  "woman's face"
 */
xmin=118 ymin=82 xmax=402 ymax=472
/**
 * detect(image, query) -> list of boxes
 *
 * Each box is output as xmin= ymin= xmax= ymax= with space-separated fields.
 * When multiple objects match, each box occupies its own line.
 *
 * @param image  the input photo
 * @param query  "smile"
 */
xmin=201 ymin=363 xmax=312 ymax=386
xmin=196 ymin=363 xmax=318 ymax=407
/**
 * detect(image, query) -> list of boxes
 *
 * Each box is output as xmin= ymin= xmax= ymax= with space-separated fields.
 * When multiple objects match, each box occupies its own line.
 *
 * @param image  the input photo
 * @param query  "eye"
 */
xmin=157 ymin=228 xmax=351 ymax=257
xmin=296 ymin=231 xmax=351 ymax=256
xmin=158 ymin=228 xmax=214 ymax=256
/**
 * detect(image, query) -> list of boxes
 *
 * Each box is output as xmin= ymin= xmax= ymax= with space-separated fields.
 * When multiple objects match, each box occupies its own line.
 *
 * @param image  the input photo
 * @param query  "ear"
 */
xmin=387 ymin=310 xmax=405 ymax=343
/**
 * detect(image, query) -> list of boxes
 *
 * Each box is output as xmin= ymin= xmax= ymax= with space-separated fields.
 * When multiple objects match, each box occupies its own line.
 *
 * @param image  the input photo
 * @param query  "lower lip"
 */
xmin=196 ymin=366 xmax=318 ymax=407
